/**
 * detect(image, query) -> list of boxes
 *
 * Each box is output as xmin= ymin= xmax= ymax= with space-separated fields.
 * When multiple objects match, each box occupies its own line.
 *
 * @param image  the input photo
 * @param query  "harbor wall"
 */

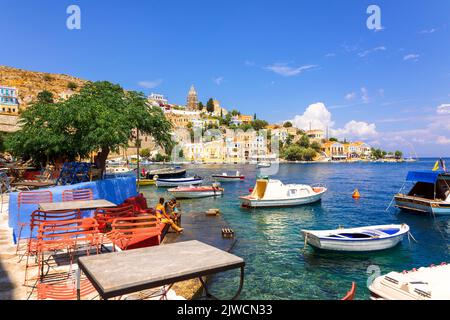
xmin=8 ymin=176 xmax=137 ymax=242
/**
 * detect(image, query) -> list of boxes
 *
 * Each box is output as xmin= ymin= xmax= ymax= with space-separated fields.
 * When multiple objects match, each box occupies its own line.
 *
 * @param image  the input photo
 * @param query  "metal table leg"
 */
xmin=77 ymin=268 xmax=81 ymax=300
xmin=199 ymin=266 xmax=244 ymax=300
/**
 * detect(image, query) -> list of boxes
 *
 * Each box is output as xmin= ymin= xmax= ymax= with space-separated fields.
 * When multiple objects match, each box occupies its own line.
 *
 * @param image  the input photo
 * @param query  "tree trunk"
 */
xmin=95 ymin=146 xmax=110 ymax=174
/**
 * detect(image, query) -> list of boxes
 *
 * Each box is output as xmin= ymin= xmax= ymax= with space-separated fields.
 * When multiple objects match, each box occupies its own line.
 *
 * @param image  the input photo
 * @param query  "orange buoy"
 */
xmin=352 ymin=189 xmax=361 ymax=199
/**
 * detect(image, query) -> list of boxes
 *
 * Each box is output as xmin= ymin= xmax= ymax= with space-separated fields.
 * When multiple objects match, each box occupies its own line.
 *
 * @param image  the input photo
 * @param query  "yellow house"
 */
xmin=321 ymin=141 xmax=346 ymax=160
xmin=239 ymin=115 xmax=253 ymax=124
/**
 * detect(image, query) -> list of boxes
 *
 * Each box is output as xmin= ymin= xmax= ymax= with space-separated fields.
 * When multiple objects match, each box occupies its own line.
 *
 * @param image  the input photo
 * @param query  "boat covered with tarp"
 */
xmin=394 ymin=170 xmax=450 ymax=215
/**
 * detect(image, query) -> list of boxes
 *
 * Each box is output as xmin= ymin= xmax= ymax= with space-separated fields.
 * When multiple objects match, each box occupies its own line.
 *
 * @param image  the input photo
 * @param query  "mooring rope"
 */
xmin=408 ymin=231 xmax=418 ymax=244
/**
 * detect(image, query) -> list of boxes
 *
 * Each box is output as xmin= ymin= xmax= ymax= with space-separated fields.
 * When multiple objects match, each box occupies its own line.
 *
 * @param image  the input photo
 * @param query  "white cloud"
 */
xmin=403 ymin=54 xmax=420 ymax=62
xmin=345 ymin=92 xmax=356 ymax=101
xmin=289 ymin=102 xmax=377 ymax=140
xmin=213 ymin=77 xmax=224 ymax=85
xmin=245 ymin=60 xmax=255 ymax=67
xmin=265 ymin=63 xmax=318 ymax=77
xmin=290 ymin=102 xmax=334 ymax=131
xmin=419 ymin=28 xmax=438 ymax=34
xmin=138 ymin=79 xmax=163 ymax=89
xmin=437 ymin=104 xmax=450 ymax=115
xmin=325 ymin=53 xmax=336 ymax=58
xmin=437 ymin=136 xmax=450 ymax=145
xmin=332 ymin=120 xmax=378 ymax=139
xmin=361 ymin=87 xmax=370 ymax=103
xmin=358 ymin=46 xmax=386 ymax=58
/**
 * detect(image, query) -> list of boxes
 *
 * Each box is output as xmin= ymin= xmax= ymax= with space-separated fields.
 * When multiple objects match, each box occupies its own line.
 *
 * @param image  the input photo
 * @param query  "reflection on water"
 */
xmin=140 ymin=160 xmax=450 ymax=300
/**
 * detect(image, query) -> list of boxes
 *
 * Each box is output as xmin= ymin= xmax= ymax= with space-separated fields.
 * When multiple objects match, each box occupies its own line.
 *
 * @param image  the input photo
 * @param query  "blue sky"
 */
xmin=1 ymin=0 xmax=450 ymax=156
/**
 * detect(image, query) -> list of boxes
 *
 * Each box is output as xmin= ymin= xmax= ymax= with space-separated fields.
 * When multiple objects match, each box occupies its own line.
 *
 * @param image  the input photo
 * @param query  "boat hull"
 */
xmin=169 ymin=189 xmax=224 ymax=199
xmin=240 ymin=192 xmax=323 ymax=208
xmin=395 ymin=195 xmax=450 ymax=216
xmin=146 ymin=169 xmax=186 ymax=180
xmin=303 ymin=233 xmax=406 ymax=252
xmin=301 ymin=224 xmax=409 ymax=252
xmin=156 ymin=178 xmax=203 ymax=187
xmin=212 ymin=175 xmax=245 ymax=182
xmin=137 ymin=179 xmax=155 ymax=186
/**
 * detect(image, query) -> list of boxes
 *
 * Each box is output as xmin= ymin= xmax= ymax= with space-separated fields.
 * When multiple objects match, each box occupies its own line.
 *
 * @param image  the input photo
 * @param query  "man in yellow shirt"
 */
xmin=155 ymin=197 xmax=183 ymax=233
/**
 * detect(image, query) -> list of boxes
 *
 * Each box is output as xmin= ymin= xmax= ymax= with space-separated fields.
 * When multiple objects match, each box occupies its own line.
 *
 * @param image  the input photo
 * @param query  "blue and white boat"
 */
xmin=301 ymin=224 xmax=410 ymax=252
xmin=155 ymin=176 xmax=203 ymax=187
xmin=394 ymin=170 xmax=450 ymax=216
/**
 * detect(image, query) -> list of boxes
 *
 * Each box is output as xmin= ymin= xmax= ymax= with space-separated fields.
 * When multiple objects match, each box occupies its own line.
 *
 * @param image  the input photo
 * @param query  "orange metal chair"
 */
xmin=62 ymin=189 xmax=94 ymax=202
xmin=108 ymin=216 xmax=163 ymax=251
xmin=122 ymin=194 xmax=156 ymax=215
xmin=16 ymin=191 xmax=53 ymax=255
xmin=24 ymin=209 xmax=82 ymax=284
xmin=341 ymin=282 xmax=357 ymax=300
xmin=36 ymin=271 xmax=97 ymax=300
xmin=94 ymin=205 xmax=135 ymax=233
xmin=34 ymin=218 xmax=101 ymax=300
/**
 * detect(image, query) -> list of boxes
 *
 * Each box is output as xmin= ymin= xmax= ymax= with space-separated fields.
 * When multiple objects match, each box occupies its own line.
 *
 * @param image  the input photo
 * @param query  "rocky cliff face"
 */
xmin=0 ymin=65 xmax=87 ymax=108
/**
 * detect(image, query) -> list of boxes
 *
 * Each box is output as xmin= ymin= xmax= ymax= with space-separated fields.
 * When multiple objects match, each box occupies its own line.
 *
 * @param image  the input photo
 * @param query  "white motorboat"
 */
xmin=240 ymin=179 xmax=327 ymax=208
xmin=105 ymin=165 xmax=133 ymax=176
xmin=168 ymin=185 xmax=224 ymax=199
xmin=257 ymin=162 xmax=271 ymax=168
xmin=156 ymin=176 xmax=203 ymax=187
xmin=301 ymin=224 xmax=410 ymax=252
xmin=212 ymin=171 xmax=245 ymax=182
xmin=369 ymin=262 xmax=450 ymax=300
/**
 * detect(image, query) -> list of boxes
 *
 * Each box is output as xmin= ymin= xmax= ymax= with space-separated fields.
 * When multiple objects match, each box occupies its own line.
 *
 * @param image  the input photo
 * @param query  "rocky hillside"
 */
xmin=0 ymin=66 xmax=87 ymax=108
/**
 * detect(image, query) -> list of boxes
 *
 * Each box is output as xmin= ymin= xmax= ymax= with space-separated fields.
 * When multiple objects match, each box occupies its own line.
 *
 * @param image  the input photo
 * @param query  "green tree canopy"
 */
xmin=198 ymin=102 xmax=204 ymax=111
xmin=37 ymin=90 xmax=55 ymax=104
xmin=139 ymin=148 xmax=151 ymax=158
xmin=6 ymin=81 xmax=173 ymax=170
xmin=251 ymin=119 xmax=268 ymax=131
xmin=298 ymin=135 xmax=310 ymax=148
xmin=283 ymin=121 xmax=293 ymax=128
xmin=206 ymin=98 xmax=215 ymax=113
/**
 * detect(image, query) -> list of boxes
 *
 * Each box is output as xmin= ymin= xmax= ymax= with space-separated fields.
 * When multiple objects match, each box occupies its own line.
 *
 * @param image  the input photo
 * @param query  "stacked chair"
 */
xmin=18 ymin=191 xmax=167 ymax=300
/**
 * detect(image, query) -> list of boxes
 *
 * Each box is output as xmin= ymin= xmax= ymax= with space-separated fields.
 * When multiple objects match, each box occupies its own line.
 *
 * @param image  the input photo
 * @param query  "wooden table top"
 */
xmin=78 ymin=240 xmax=245 ymax=299
xmin=39 ymin=199 xmax=116 ymax=211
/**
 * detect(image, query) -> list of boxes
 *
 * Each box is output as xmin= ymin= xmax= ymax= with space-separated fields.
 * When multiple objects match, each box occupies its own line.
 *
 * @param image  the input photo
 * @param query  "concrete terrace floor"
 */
xmin=0 ymin=195 xmax=28 ymax=300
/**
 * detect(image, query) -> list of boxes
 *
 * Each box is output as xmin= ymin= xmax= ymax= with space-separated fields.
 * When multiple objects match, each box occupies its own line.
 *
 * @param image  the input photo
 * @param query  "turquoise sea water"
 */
xmin=140 ymin=159 xmax=450 ymax=300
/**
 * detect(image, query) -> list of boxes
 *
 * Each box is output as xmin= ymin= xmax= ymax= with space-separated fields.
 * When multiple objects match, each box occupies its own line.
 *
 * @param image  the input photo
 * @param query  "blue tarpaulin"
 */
xmin=8 ymin=176 xmax=137 ymax=242
xmin=406 ymin=170 xmax=444 ymax=184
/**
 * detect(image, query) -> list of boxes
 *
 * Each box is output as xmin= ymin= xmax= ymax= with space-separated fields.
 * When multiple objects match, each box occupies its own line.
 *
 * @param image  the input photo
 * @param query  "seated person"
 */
xmin=156 ymin=197 xmax=183 ymax=233
xmin=165 ymin=199 xmax=182 ymax=227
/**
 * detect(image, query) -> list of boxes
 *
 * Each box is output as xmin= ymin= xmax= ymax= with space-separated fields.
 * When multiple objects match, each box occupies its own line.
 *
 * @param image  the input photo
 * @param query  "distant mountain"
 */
xmin=0 ymin=65 xmax=87 ymax=109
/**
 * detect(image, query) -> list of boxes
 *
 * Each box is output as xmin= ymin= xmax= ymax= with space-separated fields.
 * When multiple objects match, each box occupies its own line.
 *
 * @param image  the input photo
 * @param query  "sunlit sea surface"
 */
xmin=140 ymin=159 xmax=450 ymax=300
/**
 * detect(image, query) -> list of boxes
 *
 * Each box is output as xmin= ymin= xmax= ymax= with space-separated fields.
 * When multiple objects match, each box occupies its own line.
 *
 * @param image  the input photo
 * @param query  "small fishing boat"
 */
xmin=240 ymin=179 xmax=327 ymax=208
xmin=212 ymin=171 xmax=245 ymax=182
xmin=394 ymin=170 xmax=450 ymax=215
xmin=156 ymin=176 xmax=203 ymax=187
xmin=257 ymin=162 xmax=271 ymax=168
xmin=369 ymin=262 xmax=450 ymax=300
xmin=168 ymin=185 xmax=224 ymax=199
xmin=301 ymin=224 xmax=410 ymax=252
xmin=145 ymin=167 xmax=186 ymax=180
